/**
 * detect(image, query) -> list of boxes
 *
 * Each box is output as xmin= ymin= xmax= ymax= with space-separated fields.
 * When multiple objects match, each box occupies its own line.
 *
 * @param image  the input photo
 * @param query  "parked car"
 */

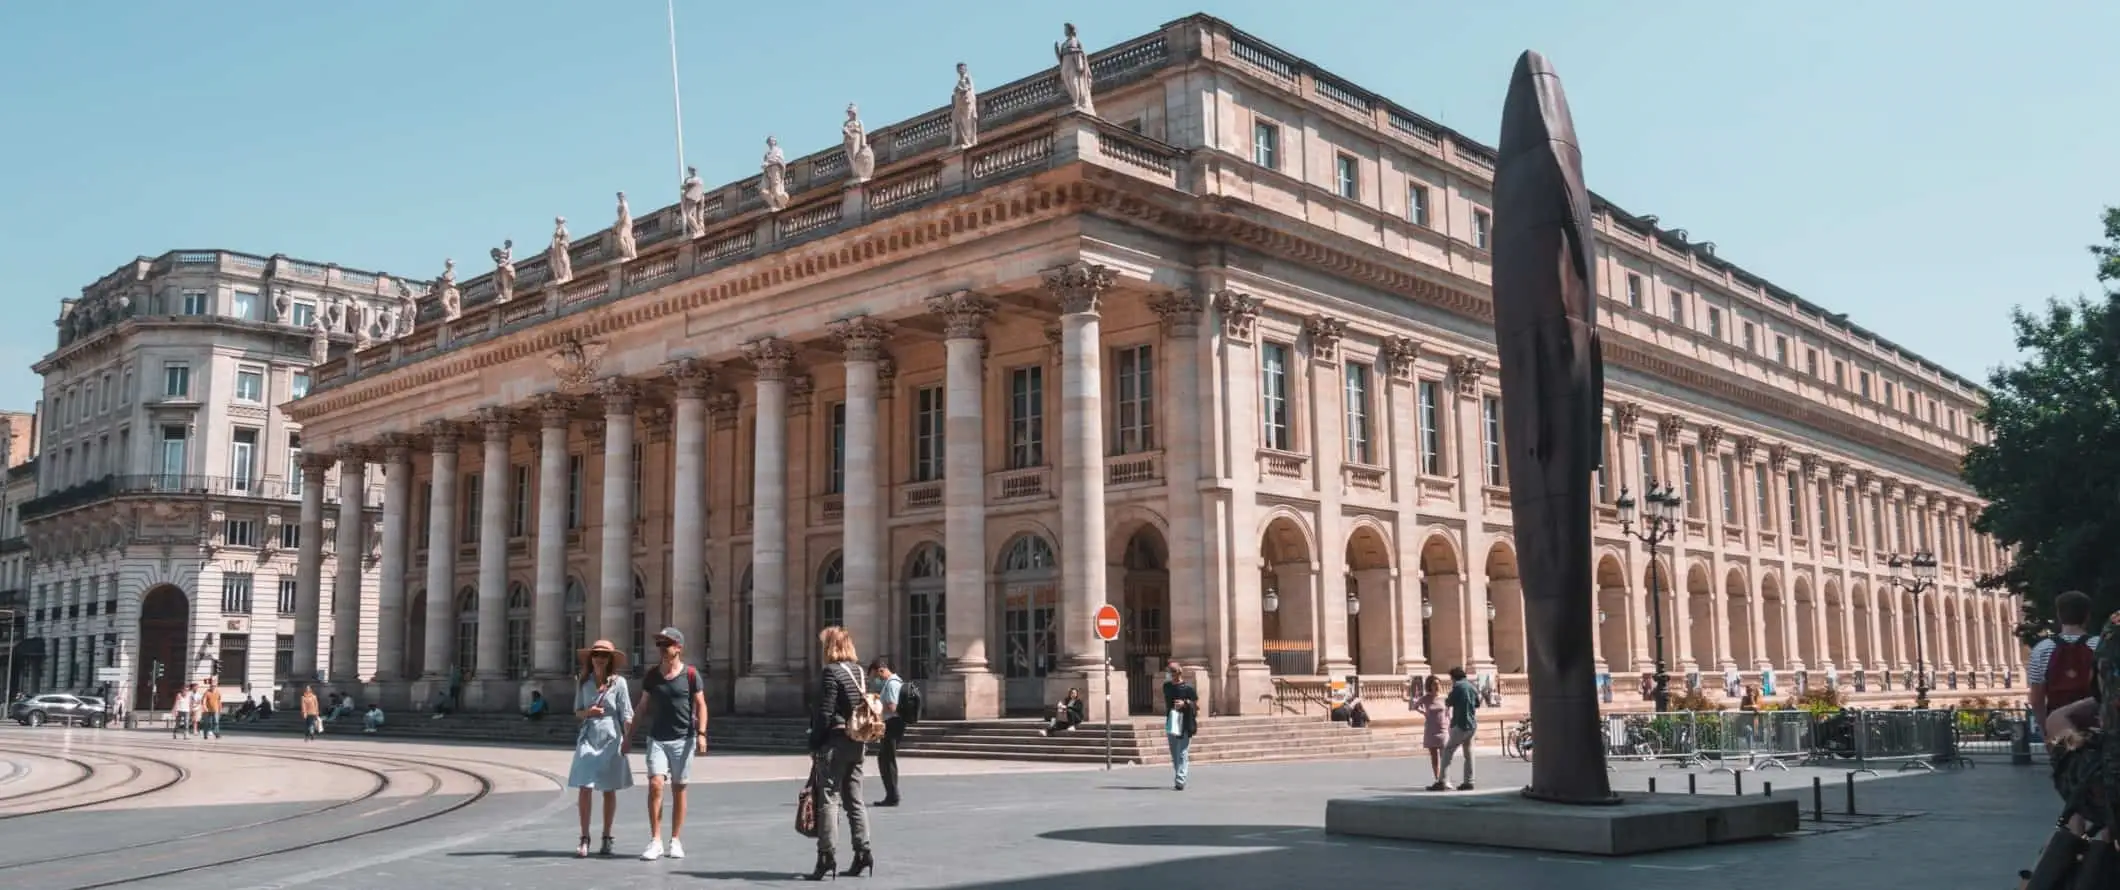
xmin=9 ymin=693 xmax=109 ymax=728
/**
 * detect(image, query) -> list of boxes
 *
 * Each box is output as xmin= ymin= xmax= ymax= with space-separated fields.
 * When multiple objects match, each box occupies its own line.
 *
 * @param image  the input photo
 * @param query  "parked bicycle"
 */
xmin=1506 ymin=717 xmax=1534 ymax=759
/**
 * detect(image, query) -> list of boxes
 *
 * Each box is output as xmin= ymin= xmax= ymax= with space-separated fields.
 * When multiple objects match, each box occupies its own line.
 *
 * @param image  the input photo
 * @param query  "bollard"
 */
xmin=1764 ymin=781 xmax=1773 ymax=797
xmin=1845 ymin=771 xmax=1857 ymax=816
xmin=1812 ymin=776 xmax=1824 ymax=821
xmin=2012 ymin=717 xmax=2034 ymax=766
xmin=1688 ymin=773 xmax=1697 ymax=794
xmin=1735 ymin=773 xmax=1744 ymax=796
xmin=1648 ymin=777 xmax=1657 ymax=794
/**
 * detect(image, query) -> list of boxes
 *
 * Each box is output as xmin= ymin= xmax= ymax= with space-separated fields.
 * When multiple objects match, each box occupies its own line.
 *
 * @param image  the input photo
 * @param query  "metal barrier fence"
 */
xmin=1581 ymin=707 xmax=1981 ymax=772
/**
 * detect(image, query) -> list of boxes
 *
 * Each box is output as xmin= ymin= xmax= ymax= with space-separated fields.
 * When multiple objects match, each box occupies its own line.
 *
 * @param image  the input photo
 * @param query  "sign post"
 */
xmin=1094 ymin=604 xmax=1122 ymax=771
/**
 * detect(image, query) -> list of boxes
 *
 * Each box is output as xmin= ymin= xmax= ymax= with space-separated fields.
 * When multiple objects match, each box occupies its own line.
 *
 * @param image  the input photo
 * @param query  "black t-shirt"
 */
xmin=640 ymin=663 xmax=701 ymax=742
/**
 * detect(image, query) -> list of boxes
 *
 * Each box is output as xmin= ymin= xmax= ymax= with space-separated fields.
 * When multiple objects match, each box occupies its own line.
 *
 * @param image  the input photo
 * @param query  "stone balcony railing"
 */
xmin=1341 ymin=463 xmax=1387 ymax=493
xmin=1257 ymin=450 xmax=1307 ymax=481
xmin=987 ymin=466 xmax=1051 ymax=502
xmin=20 ymin=473 xmax=384 ymax=522
xmin=1107 ymin=450 xmax=1163 ymax=487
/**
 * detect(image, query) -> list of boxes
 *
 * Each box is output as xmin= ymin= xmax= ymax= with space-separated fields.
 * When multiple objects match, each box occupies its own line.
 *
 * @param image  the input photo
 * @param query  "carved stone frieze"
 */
xmin=1041 ymin=262 xmax=1118 ymax=315
xmin=828 ymin=316 xmax=892 ymax=362
xmin=547 ymin=338 xmax=608 ymax=392
xmin=925 ymin=290 xmax=995 ymax=340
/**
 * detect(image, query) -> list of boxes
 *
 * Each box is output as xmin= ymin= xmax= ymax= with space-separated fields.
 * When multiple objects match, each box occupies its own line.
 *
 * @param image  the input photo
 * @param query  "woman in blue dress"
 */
xmin=567 ymin=639 xmax=634 ymax=858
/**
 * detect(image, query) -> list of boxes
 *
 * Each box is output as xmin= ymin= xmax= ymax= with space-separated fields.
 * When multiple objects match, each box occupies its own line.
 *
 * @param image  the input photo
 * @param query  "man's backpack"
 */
xmin=2048 ymin=636 xmax=2099 ymax=712
xmin=898 ymin=681 xmax=923 ymax=725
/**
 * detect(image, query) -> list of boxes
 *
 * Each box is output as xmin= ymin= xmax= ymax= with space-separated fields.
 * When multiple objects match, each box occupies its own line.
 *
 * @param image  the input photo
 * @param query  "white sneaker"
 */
xmin=666 ymin=838 xmax=686 ymax=859
xmin=640 ymin=838 xmax=665 ymax=861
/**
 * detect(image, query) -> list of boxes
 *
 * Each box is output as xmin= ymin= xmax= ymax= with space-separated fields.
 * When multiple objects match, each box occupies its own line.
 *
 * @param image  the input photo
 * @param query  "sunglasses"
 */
xmin=655 ymin=640 xmax=677 ymax=648
xmin=590 ymin=651 xmax=613 ymax=659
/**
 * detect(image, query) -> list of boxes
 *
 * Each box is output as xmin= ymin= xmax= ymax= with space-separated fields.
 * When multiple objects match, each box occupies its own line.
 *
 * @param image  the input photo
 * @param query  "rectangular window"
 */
xmin=418 ymin=481 xmax=433 ymax=547
xmin=1806 ymin=349 xmax=1820 ymax=378
xmin=1680 ymin=446 xmax=1699 ymax=517
xmin=1742 ymin=322 xmax=1757 ymax=352
xmin=1472 ymin=209 xmax=1492 ymax=250
xmin=277 ymin=578 xmax=298 ymax=615
xmin=510 ymin=464 xmax=529 ymax=537
xmin=1669 ymin=292 xmax=1685 ymax=326
xmin=1720 ymin=457 xmax=1737 ymax=523
xmin=1260 ymin=343 xmax=1291 ymax=451
xmin=1625 ymin=274 xmax=1643 ymax=309
xmin=566 ymin=455 xmax=584 ymax=529
xmin=235 ymin=367 xmax=264 ymax=403
xmin=159 ymin=425 xmax=187 ymax=480
xmin=225 ymin=519 xmax=255 ymax=547
xmin=1858 ymin=372 xmax=1872 ymax=399
xmin=1775 ymin=336 xmax=1790 ymax=366
xmin=280 ymin=521 xmax=300 ymax=549
xmin=1113 ymin=344 xmax=1154 ymax=454
xmin=911 ymin=385 xmax=944 ymax=482
xmin=826 ymin=401 xmax=847 ymax=494
xmin=220 ymin=572 xmax=254 ymax=614
xmin=1786 ymin=471 xmax=1802 ymax=535
xmin=1869 ymin=497 xmax=1882 ymax=547
xmin=1007 ymin=366 xmax=1046 ymax=469
xmin=1344 ymin=362 xmax=1373 ymax=465
xmin=462 ymin=472 xmax=481 ymax=543
xmin=217 ymin=635 xmax=250 ymax=689
xmin=1417 ymin=381 xmax=1443 ymax=475
xmin=1637 ymin=435 xmax=1655 ymax=489
xmin=290 ymin=301 xmax=316 ymax=329
xmin=1817 ymin=481 xmax=1833 ymax=541
xmin=231 ymin=289 xmax=259 ymax=321
xmin=1754 ymin=465 xmax=1771 ymax=529
xmin=181 ymin=290 xmax=208 ymax=315
xmin=121 ymin=368 xmax=133 ymax=404
xmin=286 ymin=432 xmax=303 ymax=496
xmin=230 ymin=428 xmax=258 ymax=492
xmin=1252 ymin=120 xmax=1279 ymax=169
xmin=1884 ymin=380 xmax=1897 ymax=408
xmin=1408 ymin=184 xmax=1430 ymax=227
xmin=1834 ymin=361 xmax=1847 ymax=388
xmin=1482 ymin=396 xmax=1505 ymax=486
xmin=98 ymin=376 xmax=111 ymax=412
xmin=1335 ymin=153 xmax=1359 ymax=199
xmin=290 ymin=373 xmax=311 ymax=400
xmin=163 ymin=363 xmax=190 ymax=397
xmin=1596 ymin=426 xmax=1610 ymax=502
xmin=1707 ymin=306 xmax=1724 ymax=339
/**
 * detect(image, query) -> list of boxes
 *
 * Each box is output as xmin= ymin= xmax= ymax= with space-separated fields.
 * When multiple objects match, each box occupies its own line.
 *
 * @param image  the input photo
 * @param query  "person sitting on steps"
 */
xmin=1045 ymin=688 xmax=1086 ymax=736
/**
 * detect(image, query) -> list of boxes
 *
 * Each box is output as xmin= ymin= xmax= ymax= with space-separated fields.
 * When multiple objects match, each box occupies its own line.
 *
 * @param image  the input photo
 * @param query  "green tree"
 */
xmin=1965 ymin=207 xmax=2120 ymax=642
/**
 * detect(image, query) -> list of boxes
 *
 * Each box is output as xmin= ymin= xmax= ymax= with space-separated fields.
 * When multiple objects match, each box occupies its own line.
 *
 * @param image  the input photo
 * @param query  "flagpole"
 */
xmin=666 ymin=0 xmax=687 ymax=179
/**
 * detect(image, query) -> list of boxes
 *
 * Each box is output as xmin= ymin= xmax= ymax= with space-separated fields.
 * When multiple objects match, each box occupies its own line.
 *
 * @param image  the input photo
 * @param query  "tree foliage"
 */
xmin=1965 ymin=208 xmax=2120 ymax=642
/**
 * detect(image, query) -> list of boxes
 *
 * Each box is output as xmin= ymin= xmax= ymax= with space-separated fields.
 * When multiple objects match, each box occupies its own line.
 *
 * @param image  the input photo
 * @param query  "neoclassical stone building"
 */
xmin=284 ymin=15 xmax=2019 ymax=718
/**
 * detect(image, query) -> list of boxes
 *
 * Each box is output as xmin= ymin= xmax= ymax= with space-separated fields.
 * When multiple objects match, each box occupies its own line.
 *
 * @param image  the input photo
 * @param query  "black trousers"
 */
xmin=878 ymin=717 xmax=906 ymax=800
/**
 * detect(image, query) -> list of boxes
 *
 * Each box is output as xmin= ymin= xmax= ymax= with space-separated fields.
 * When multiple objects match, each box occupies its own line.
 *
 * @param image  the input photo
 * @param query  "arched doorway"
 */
xmin=1119 ymin=528 xmax=1170 ymax=714
xmin=1794 ymin=577 xmax=1817 ymax=670
xmin=1852 ymin=584 xmax=1874 ymax=670
xmin=1484 ymin=543 xmax=1523 ymax=674
xmin=505 ymin=583 xmax=532 ymax=679
xmin=135 ymin=585 xmax=188 ymax=711
xmin=904 ymin=544 xmax=945 ymax=682
xmin=1260 ymin=516 xmax=1315 ymax=676
xmin=1824 ymin=580 xmax=1847 ymax=670
xmin=1595 ymin=555 xmax=1629 ymax=675
xmin=1720 ymin=568 xmax=1750 ymax=670
xmin=1418 ymin=536 xmax=1463 ymax=673
xmin=1346 ymin=526 xmax=1392 ymax=676
xmin=817 ymin=552 xmax=845 ymax=631
xmin=997 ymin=534 xmax=1058 ymax=713
xmin=564 ymin=577 xmax=588 ymax=656
xmin=454 ymin=586 xmax=477 ymax=677
xmin=1762 ymin=575 xmax=1787 ymax=671
xmin=405 ymin=589 xmax=427 ymax=681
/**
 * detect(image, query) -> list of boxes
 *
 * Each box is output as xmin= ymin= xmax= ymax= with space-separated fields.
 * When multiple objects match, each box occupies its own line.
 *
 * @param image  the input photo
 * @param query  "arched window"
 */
xmin=1002 ymin=535 xmax=1057 ymax=572
xmin=997 ymin=534 xmax=1059 ymax=711
xmin=738 ymin=565 xmax=755 ymax=675
xmin=454 ymin=586 xmax=478 ymax=677
xmin=906 ymin=544 xmax=946 ymax=681
xmin=631 ymin=573 xmax=648 ymax=668
xmin=563 ymin=578 xmax=587 ymax=657
xmin=818 ymin=552 xmax=845 ymax=630
xmin=505 ymin=583 xmax=532 ymax=679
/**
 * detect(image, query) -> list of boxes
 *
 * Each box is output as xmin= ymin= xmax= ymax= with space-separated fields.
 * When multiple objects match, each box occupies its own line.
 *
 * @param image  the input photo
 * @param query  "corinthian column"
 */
xmin=376 ymin=437 xmax=412 ymax=682
xmin=1150 ymin=290 xmax=1213 ymax=687
xmin=667 ymin=361 xmax=712 ymax=658
xmin=738 ymin=337 xmax=795 ymax=712
xmin=1044 ymin=262 xmax=1124 ymax=705
xmin=926 ymin=291 xmax=996 ymax=718
xmin=292 ymin=453 xmax=330 ymax=680
xmin=475 ymin=410 xmax=511 ymax=687
xmin=532 ymin=396 xmax=573 ymax=678
xmin=829 ymin=316 xmax=889 ymax=654
xmin=422 ymin=422 xmax=460 ymax=680
xmin=332 ymin=449 xmax=367 ymax=682
xmin=597 ymin=379 xmax=638 ymax=650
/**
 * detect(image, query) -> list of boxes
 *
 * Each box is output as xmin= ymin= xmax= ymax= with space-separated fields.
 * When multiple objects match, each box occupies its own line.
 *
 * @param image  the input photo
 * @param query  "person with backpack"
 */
xmin=1429 ymin=666 xmax=1479 ymax=792
xmin=2032 ymin=590 xmax=2102 ymax=728
xmin=868 ymin=657 xmax=917 ymax=808
xmin=805 ymin=626 xmax=877 ymax=880
xmin=634 ymin=627 xmax=708 ymax=861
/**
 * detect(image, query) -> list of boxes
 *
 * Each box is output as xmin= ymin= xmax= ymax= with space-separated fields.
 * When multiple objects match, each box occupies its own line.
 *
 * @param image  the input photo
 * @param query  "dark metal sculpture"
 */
xmin=1491 ymin=50 xmax=1614 ymax=805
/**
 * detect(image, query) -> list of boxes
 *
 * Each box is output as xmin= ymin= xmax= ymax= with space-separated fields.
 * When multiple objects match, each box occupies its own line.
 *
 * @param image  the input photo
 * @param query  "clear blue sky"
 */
xmin=1 ymin=1 xmax=2112 ymax=409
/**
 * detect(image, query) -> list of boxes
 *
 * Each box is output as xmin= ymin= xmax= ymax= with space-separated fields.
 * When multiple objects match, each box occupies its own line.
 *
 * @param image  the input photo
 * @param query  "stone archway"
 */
xmin=1260 ymin=514 xmax=1316 ymax=676
xmin=996 ymin=533 xmax=1059 ymax=713
xmin=1418 ymin=535 xmax=1464 ymax=674
xmin=1794 ymin=576 xmax=1817 ymax=670
xmin=1719 ymin=568 xmax=1748 ymax=670
xmin=1762 ymin=574 xmax=1787 ymax=671
xmin=1345 ymin=524 xmax=1393 ymax=676
xmin=1119 ymin=528 xmax=1171 ymax=714
xmin=1594 ymin=554 xmax=1629 ymax=677
xmin=1485 ymin=543 xmax=1524 ymax=674
xmin=134 ymin=585 xmax=189 ymax=711
xmin=902 ymin=544 xmax=945 ymax=682
xmin=1824 ymin=579 xmax=1847 ymax=671
xmin=1852 ymin=584 xmax=1874 ymax=669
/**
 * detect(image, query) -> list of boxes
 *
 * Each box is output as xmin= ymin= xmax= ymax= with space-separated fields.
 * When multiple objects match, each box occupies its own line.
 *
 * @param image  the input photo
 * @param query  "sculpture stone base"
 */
xmin=733 ymin=674 xmax=806 ymax=716
xmin=1325 ymin=792 xmax=1799 ymax=856
xmin=926 ymin=670 xmax=1003 ymax=721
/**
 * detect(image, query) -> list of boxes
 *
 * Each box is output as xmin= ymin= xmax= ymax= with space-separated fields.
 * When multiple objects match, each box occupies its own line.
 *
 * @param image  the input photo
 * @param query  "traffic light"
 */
xmin=152 ymin=660 xmax=163 ymax=679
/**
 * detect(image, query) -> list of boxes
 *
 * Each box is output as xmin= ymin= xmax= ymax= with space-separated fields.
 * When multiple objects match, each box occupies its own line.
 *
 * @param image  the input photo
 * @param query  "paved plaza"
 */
xmin=0 ymin=722 xmax=2048 ymax=889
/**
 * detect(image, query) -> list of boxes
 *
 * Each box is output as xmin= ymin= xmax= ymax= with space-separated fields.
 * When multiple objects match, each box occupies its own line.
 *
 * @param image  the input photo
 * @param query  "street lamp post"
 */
xmin=0 ymin=608 xmax=15 ymax=708
xmin=1617 ymin=481 xmax=1683 ymax=713
xmin=1886 ymin=551 xmax=1938 ymax=709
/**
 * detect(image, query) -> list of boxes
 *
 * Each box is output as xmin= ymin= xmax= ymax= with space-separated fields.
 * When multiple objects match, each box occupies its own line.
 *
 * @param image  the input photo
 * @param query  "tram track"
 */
xmin=0 ymin=748 xmax=186 ymax=821
xmin=0 ymin=750 xmax=93 ymax=802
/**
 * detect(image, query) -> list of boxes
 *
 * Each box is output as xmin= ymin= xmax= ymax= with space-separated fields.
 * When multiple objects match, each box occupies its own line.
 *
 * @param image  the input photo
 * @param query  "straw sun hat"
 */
xmin=577 ymin=639 xmax=629 ymax=676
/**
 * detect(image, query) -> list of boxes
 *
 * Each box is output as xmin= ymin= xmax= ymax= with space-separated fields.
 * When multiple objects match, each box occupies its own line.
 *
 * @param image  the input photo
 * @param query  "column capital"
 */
xmin=1148 ymin=289 xmax=1204 ymax=335
xmin=1800 ymin=452 xmax=1823 ymax=479
xmin=708 ymin=392 xmax=740 ymax=430
xmin=536 ymin=393 xmax=577 ymax=429
xmin=300 ymin=451 xmax=338 ymax=473
xmin=665 ymin=358 xmax=716 ymax=398
xmin=1656 ymin=412 xmax=1685 ymax=441
xmin=476 ymin=406 xmax=515 ymax=442
xmin=743 ymin=337 xmax=797 ymax=380
xmin=1448 ymin=355 xmax=1485 ymax=397
xmin=1382 ymin=335 xmax=1420 ymax=381
xmin=1044 ymin=323 xmax=1064 ymax=368
xmin=1830 ymin=463 xmax=1852 ymax=487
xmin=378 ymin=433 xmax=415 ymax=462
xmin=787 ymin=375 xmax=816 ymax=413
xmin=642 ymin=405 xmax=673 ymax=443
xmin=1766 ymin=443 xmax=1790 ymax=472
xmin=1734 ymin=435 xmax=1759 ymax=465
xmin=828 ymin=315 xmax=893 ymax=362
xmin=924 ymin=290 xmax=995 ymax=340
xmin=1610 ymin=401 xmax=1641 ymax=434
xmin=1885 ymin=481 xmax=1905 ymax=500
xmin=596 ymin=377 xmax=639 ymax=414
xmin=338 ymin=442 xmax=377 ymax=464
xmin=1857 ymin=470 xmax=1878 ymax=493
xmin=1211 ymin=289 xmax=1261 ymax=341
xmin=1305 ymin=315 xmax=1346 ymax=365
xmin=424 ymin=419 xmax=464 ymax=451
xmin=1042 ymin=261 xmax=1117 ymax=316
xmin=1696 ymin=423 xmax=1725 ymax=453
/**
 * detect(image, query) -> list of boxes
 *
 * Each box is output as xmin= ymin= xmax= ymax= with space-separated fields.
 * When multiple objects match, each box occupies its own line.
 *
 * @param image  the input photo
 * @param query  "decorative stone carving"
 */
xmin=1766 ymin=444 xmax=1789 ymax=471
xmin=680 ymin=166 xmax=709 ymax=238
xmin=760 ymin=138 xmax=790 ymax=213
xmin=1382 ymin=336 xmax=1421 ymax=380
xmin=272 ymin=288 xmax=291 ymax=324
xmin=596 ymin=377 xmax=639 ymax=414
xmin=308 ymin=317 xmax=330 ymax=364
xmin=641 ymin=405 xmax=672 ymax=443
xmin=1657 ymin=413 xmax=1685 ymax=441
xmin=1449 ymin=355 xmax=1486 ymax=396
xmin=395 ymin=280 xmax=418 ymax=337
xmin=613 ymin=192 xmax=638 ymax=261
xmin=351 ymin=303 xmax=372 ymax=348
xmin=829 ymin=316 xmax=891 ymax=362
xmin=1696 ymin=424 xmax=1724 ymax=453
xmin=742 ymin=337 xmax=796 ymax=380
xmin=1148 ymin=289 xmax=1203 ymax=335
xmin=1306 ymin=315 xmax=1347 ymax=363
xmin=547 ymin=217 xmax=574 ymax=285
xmin=548 ymin=338 xmax=608 ymax=391
xmin=367 ymin=517 xmax=384 ymax=563
xmin=1856 ymin=469 xmax=1876 ymax=492
xmin=1830 ymin=463 xmax=1852 ymax=487
xmin=583 ymin=419 xmax=606 ymax=450
xmin=425 ymin=419 xmax=463 ymax=451
xmin=925 ymin=290 xmax=995 ymax=339
xmin=666 ymin=358 xmax=715 ymax=398
xmin=490 ymin=240 xmax=516 ymax=304
xmin=950 ymin=62 xmax=979 ymax=150
xmin=842 ymin=104 xmax=876 ymax=184
xmin=707 ymin=392 xmax=739 ymax=431
xmin=1800 ymin=452 xmax=1822 ymax=478
xmin=1042 ymin=262 xmax=1117 ymax=315
xmin=1734 ymin=435 xmax=1759 ymax=464
xmin=261 ymin=513 xmax=284 ymax=555
xmin=876 ymin=356 xmax=898 ymax=385
xmin=535 ymin=394 xmax=575 ymax=429
xmin=1211 ymin=289 xmax=1261 ymax=340
xmin=477 ymin=407 xmax=514 ymax=442
xmin=1054 ymin=22 xmax=1095 ymax=116
xmin=787 ymin=375 xmax=815 ymax=413
xmin=1611 ymin=401 xmax=1642 ymax=434
xmin=436 ymin=258 xmax=461 ymax=321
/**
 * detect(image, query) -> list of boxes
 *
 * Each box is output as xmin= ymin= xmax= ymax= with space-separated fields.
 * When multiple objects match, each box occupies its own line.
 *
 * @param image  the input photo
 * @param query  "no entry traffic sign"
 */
xmin=1094 ymin=603 xmax=1122 ymax=642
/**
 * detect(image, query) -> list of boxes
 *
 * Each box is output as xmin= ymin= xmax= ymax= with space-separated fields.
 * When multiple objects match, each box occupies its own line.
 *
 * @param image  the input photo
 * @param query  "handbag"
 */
xmin=842 ymin=664 xmax=887 ymax=744
xmin=794 ymin=769 xmax=820 ymax=838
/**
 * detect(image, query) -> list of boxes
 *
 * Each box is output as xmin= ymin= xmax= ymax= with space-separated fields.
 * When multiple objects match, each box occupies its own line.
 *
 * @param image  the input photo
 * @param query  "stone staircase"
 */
xmin=217 ymin=711 xmax=811 ymax=751
xmin=900 ymin=715 xmax=1423 ymax=765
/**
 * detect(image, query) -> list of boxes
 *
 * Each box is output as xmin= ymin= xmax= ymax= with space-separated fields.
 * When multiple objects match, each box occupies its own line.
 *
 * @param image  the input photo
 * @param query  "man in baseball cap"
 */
xmin=635 ymin=627 xmax=708 ymax=860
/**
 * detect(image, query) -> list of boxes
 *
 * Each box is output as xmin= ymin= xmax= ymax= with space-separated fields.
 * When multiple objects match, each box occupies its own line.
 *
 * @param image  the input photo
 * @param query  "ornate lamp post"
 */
xmin=1886 ymin=551 xmax=1938 ymax=709
xmin=1617 ymin=480 xmax=1683 ymax=713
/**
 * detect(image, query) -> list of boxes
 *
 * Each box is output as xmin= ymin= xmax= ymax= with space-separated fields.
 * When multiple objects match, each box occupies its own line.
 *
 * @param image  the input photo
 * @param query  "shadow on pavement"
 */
xmin=1039 ymin=824 xmax=1315 ymax=848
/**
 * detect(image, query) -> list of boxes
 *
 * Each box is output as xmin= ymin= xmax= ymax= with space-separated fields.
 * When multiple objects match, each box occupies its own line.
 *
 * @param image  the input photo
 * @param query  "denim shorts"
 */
xmin=645 ymin=737 xmax=695 ymax=784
